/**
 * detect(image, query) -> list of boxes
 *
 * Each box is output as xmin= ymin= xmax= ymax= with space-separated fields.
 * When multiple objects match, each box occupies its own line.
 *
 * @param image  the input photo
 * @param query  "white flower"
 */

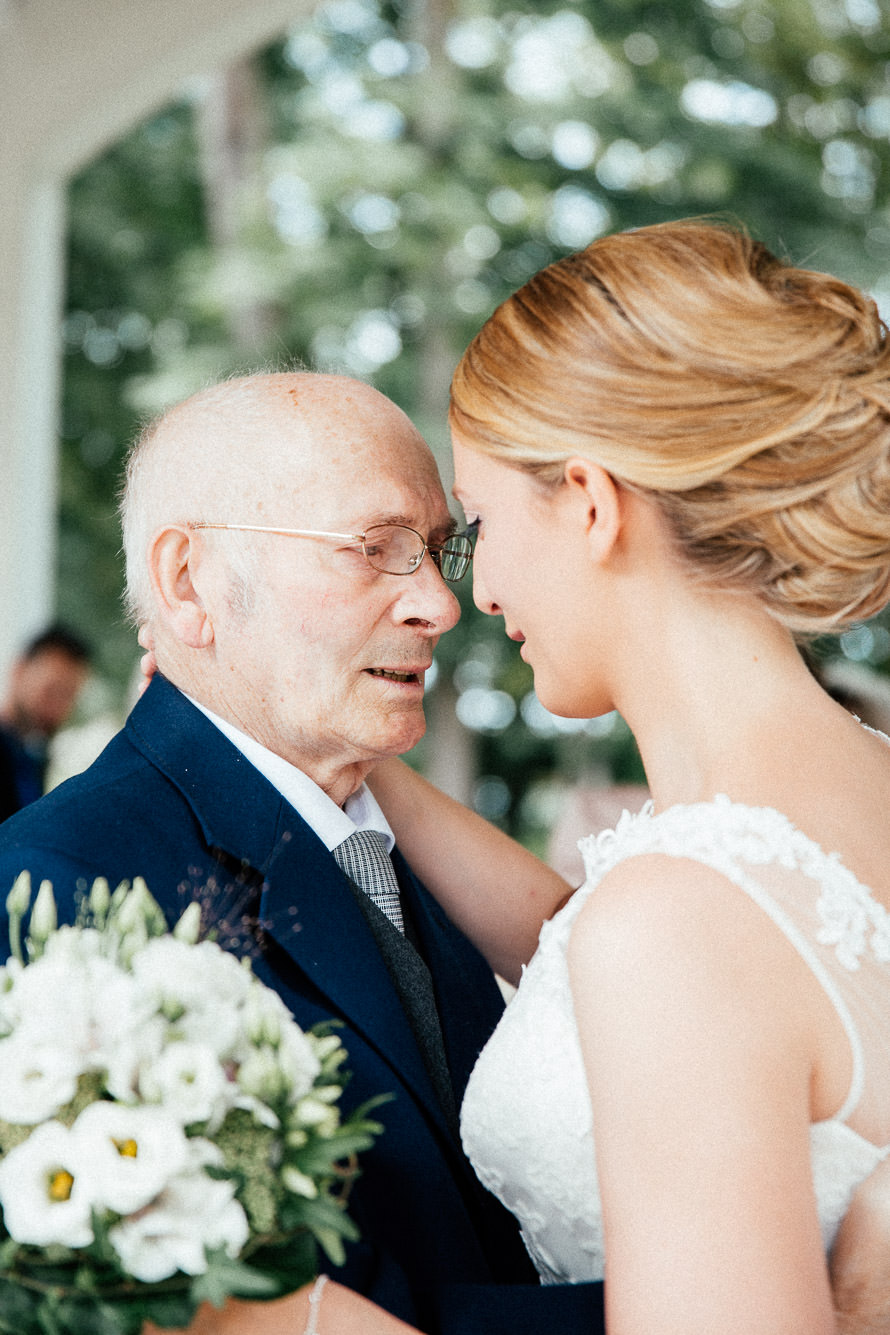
xmin=39 ymin=922 xmax=103 ymax=965
xmin=103 ymin=1015 xmax=166 ymax=1103
xmin=69 ymin=1102 xmax=189 ymax=1215
xmin=0 ymin=1121 xmax=94 ymax=1247
xmin=2 ymin=940 xmax=146 ymax=1072
xmin=0 ymin=1035 xmax=82 ymax=1124
xmin=130 ymin=938 xmax=252 ymax=1057
xmin=237 ymin=1046 xmax=288 ymax=1105
xmin=108 ymin=1143 xmax=248 ymax=1282
xmin=238 ymin=984 xmax=320 ymax=1101
xmin=2 ymin=951 xmax=95 ymax=1051
xmin=137 ymin=1041 xmax=234 ymax=1128
xmin=276 ymin=1021 xmax=322 ymax=1101
xmin=242 ymin=984 xmax=289 ymax=1047
xmin=81 ymin=955 xmax=150 ymax=1064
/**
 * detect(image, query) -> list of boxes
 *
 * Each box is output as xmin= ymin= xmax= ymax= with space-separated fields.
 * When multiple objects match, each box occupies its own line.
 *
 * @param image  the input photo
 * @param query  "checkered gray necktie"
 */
xmin=334 ymin=830 xmax=405 ymax=934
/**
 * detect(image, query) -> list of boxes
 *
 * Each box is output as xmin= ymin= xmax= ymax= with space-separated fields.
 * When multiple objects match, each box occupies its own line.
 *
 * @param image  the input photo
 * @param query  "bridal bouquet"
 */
xmin=0 ymin=873 xmax=384 ymax=1335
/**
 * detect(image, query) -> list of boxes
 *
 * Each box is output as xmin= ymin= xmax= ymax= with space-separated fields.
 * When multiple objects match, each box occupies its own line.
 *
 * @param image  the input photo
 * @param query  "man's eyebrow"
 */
xmin=365 ymin=514 xmax=459 ymax=539
xmin=431 ymin=517 xmax=460 ymax=540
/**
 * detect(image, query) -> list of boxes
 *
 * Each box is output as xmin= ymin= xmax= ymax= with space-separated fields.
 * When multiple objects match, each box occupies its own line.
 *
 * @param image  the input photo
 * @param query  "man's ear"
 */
xmin=147 ymin=526 xmax=214 ymax=648
xmin=562 ymin=458 xmax=623 ymax=563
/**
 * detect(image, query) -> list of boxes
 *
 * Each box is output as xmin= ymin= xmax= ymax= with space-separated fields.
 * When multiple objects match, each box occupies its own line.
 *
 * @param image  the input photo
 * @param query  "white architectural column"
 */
xmin=0 ymin=0 xmax=317 ymax=680
xmin=0 ymin=172 xmax=68 ymax=658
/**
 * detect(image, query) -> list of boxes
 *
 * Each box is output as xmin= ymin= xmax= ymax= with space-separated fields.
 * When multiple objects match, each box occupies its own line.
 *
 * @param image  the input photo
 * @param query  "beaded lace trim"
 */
xmin=578 ymin=793 xmax=890 ymax=974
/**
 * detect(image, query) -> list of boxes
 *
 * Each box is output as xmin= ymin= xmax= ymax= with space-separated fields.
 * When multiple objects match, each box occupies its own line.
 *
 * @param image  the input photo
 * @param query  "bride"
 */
xmin=167 ymin=219 xmax=890 ymax=1334
xmin=378 ymin=217 xmax=890 ymax=1335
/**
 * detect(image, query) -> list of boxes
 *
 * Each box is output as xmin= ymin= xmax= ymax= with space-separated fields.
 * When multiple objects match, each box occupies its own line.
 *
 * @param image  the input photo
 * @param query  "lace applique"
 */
xmin=576 ymin=794 xmax=890 ymax=973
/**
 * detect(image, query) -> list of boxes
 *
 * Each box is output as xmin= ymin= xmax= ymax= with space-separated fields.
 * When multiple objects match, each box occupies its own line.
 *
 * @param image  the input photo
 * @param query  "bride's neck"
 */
xmin=614 ymin=596 xmax=832 ymax=811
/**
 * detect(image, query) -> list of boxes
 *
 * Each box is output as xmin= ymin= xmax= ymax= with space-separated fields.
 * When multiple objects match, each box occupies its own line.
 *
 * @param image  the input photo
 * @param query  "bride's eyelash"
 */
xmin=464 ymin=517 xmax=481 ymax=538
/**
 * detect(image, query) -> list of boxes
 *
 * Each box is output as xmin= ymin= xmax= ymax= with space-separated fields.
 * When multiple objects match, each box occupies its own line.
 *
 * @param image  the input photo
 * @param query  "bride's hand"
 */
xmin=831 ymin=1156 xmax=890 ymax=1332
xmin=367 ymin=758 xmax=573 ymax=986
xmin=142 ymin=1280 xmax=421 ymax=1334
xmin=137 ymin=624 xmax=157 ymax=696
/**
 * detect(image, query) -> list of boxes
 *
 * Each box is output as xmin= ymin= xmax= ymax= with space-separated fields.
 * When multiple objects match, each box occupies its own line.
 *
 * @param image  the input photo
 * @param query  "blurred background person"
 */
xmin=0 ymin=625 xmax=91 ymax=820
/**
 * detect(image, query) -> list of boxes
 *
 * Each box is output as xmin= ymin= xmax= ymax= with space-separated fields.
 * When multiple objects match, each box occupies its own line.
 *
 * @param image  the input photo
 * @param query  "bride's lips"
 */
xmin=506 ymin=629 xmax=528 ymax=661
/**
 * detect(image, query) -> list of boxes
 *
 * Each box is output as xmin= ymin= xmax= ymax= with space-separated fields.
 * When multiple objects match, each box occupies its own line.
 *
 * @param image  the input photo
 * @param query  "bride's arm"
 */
xmin=568 ymin=855 xmax=836 ymax=1335
xmin=368 ymin=758 xmax=575 ymax=985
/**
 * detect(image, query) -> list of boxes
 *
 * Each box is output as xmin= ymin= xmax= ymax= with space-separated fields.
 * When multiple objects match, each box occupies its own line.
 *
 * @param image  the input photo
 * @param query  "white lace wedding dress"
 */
xmin=460 ymin=795 xmax=890 ymax=1284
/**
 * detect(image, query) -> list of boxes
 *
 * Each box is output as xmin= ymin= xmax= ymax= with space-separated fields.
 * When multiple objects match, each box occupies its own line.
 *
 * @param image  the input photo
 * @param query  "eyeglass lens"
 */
xmin=362 ymin=525 xmax=472 ymax=582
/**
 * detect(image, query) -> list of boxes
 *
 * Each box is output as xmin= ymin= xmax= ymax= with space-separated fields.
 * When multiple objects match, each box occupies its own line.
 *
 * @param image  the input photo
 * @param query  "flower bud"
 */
xmin=109 ymin=879 xmax=131 ymax=912
xmin=88 ymin=877 xmax=110 ymax=920
xmin=172 ymin=902 xmax=202 ymax=945
xmin=5 ymin=871 xmax=31 ymax=964
xmin=28 ymin=880 xmax=57 ymax=956
xmin=116 ymin=884 xmax=145 ymax=934
xmin=311 ymin=1085 xmax=342 ymax=1106
xmin=132 ymin=878 xmax=166 ymax=936
xmin=295 ymin=1097 xmax=338 ymax=1135
xmin=281 ymin=1166 xmax=318 ymax=1199
xmin=5 ymin=871 xmax=31 ymax=921
xmin=243 ymin=991 xmax=282 ymax=1048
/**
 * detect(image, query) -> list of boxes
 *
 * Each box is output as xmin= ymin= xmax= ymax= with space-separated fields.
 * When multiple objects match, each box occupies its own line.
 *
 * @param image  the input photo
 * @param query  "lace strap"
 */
xmin=726 ymin=869 xmax=865 ymax=1123
xmin=581 ymin=805 xmax=866 ymax=1126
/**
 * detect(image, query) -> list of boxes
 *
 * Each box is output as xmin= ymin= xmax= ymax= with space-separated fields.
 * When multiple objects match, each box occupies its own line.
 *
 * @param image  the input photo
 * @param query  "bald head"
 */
xmin=121 ymin=372 xmax=434 ymax=627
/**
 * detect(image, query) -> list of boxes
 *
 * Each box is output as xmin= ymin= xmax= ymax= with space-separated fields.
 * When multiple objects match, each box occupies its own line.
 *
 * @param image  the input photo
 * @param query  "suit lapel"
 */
xmin=127 ymin=677 xmax=457 ymax=1142
xmin=256 ymin=822 xmax=450 ymax=1132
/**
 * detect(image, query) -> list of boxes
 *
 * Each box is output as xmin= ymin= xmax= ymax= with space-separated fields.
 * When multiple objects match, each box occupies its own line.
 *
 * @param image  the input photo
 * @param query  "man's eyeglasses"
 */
xmin=190 ymin=522 xmax=474 ymax=583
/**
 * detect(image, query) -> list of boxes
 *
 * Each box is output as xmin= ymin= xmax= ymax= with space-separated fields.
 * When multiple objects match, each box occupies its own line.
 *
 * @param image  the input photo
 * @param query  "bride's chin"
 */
xmin=535 ymin=687 xmax=584 ymax=719
xmin=535 ymin=677 xmax=615 ymax=721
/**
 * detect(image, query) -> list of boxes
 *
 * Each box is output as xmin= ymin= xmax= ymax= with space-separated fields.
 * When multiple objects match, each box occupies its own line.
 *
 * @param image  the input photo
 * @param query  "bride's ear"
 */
xmin=562 ymin=458 xmax=622 ymax=563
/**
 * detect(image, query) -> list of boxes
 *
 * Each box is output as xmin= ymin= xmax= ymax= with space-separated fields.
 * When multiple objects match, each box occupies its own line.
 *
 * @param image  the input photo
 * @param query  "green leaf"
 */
xmin=190 ymin=1252 xmax=292 ymax=1308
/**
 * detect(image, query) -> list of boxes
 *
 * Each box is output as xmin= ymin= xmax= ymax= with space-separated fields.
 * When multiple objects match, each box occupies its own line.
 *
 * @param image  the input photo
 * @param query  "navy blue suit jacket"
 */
xmin=0 ymin=676 xmax=605 ymax=1334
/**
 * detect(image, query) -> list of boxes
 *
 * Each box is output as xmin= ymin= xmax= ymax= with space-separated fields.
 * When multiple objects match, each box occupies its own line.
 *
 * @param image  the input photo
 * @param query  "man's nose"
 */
xmin=396 ymin=556 xmax=462 ymax=633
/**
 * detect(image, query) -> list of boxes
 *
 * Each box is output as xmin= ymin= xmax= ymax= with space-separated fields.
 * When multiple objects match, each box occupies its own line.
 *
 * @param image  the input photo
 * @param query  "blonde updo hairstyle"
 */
xmin=449 ymin=219 xmax=890 ymax=634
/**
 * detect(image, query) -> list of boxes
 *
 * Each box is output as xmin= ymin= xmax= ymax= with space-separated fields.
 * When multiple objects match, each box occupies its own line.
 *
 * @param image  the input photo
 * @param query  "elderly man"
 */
xmin=0 ymin=372 xmax=601 ymax=1335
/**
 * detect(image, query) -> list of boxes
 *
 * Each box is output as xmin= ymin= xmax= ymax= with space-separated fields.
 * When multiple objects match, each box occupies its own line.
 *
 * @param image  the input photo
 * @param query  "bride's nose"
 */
xmin=471 ymin=561 xmax=502 ymax=618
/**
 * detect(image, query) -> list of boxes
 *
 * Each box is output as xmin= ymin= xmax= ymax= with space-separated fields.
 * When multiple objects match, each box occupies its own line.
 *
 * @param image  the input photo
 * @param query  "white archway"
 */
xmin=0 ymin=0 xmax=317 ymax=677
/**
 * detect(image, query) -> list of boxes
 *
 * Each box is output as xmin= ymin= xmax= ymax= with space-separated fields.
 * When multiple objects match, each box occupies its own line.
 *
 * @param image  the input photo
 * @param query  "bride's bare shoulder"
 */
xmin=565 ymin=848 xmax=809 ymax=1019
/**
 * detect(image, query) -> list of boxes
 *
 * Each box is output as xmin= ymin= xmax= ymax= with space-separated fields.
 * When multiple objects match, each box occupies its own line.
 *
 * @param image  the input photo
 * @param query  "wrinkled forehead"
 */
xmin=146 ymin=375 xmax=446 ymax=526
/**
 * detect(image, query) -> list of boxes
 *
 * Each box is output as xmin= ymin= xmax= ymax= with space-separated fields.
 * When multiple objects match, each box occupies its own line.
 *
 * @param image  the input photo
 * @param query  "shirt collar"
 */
xmin=185 ymin=696 xmax=395 ymax=854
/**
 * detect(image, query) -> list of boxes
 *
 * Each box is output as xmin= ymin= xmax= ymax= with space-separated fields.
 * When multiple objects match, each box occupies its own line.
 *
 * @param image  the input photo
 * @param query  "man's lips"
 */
xmin=365 ymin=667 xmax=427 ymax=684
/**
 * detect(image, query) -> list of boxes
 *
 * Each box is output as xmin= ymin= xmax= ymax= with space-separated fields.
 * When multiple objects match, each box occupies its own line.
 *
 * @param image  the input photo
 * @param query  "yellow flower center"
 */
xmin=113 ymin=1137 xmax=138 ymax=1158
xmin=48 ymin=1169 xmax=74 ymax=1202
